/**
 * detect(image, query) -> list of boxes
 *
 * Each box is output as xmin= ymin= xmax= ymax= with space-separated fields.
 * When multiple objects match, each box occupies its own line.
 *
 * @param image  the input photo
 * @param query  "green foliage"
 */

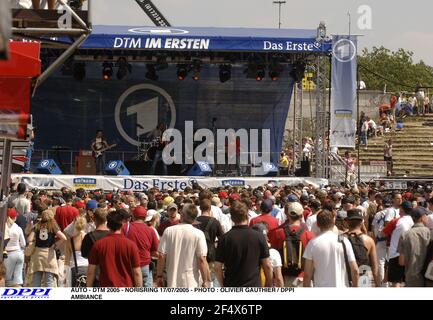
xmin=358 ymin=46 xmax=433 ymax=92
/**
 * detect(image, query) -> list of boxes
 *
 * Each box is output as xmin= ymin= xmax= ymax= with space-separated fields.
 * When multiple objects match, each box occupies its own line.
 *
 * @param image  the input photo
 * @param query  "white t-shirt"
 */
xmin=158 ymin=223 xmax=208 ymax=288
xmin=269 ymin=248 xmax=282 ymax=269
xmin=306 ymin=214 xmax=317 ymax=232
xmin=384 ymin=207 xmax=400 ymax=222
xmin=272 ymin=206 xmax=286 ymax=225
xmin=5 ymin=223 xmax=26 ymax=251
xmin=12 ymin=195 xmax=31 ymax=215
xmin=389 ymin=215 xmax=414 ymax=259
xmin=303 ymin=231 xmax=356 ymax=287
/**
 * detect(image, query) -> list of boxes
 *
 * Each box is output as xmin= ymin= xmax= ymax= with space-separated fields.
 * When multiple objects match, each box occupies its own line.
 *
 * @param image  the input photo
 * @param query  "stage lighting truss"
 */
xmin=102 ymin=62 xmax=113 ymax=80
xmin=116 ymin=57 xmax=132 ymax=80
xmin=191 ymin=60 xmax=201 ymax=81
xmin=145 ymin=64 xmax=159 ymax=81
xmin=219 ymin=64 xmax=232 ymax=83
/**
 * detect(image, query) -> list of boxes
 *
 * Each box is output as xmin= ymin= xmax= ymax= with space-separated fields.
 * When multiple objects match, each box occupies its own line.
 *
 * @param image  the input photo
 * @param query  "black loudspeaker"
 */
xmin=36 ymin=159 xmax=62 ymax=174
xmin=187 ymin=161 xmax=212 ymax=176
xmin=251 ymin=162 xmax=279 ymax=177
xmin=104 ymin=160 xmax=130 ymax=176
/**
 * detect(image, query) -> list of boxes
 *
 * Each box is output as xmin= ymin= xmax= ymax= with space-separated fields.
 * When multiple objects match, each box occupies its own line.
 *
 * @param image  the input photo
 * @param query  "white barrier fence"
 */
xmin=11 ymin=174 xmax=329 ymax=191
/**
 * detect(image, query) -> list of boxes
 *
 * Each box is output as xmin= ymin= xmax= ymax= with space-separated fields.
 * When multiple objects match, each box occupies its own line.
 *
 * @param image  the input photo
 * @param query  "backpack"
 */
xmin=345 ymin=232 xmax=369 ymax=267
xmin=281 ymin=227 xmax=305 ymax=276
xmin=200 ymin=218 xmax=216 ymax=263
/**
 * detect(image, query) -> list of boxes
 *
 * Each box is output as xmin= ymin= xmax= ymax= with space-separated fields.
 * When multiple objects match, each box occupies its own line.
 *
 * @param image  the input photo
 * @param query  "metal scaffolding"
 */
xmin=11 ymin=0 xmax=92 ymax=92
xmin=292 ymin=81 xmax=303 ymax=173
xmin=314 ymin=54 xmax=330 ymax=178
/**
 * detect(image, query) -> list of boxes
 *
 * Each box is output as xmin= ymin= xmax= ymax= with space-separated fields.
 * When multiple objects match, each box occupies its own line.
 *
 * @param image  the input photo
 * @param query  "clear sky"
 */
xmin=92 ymin=0 xmax=433 ymax=66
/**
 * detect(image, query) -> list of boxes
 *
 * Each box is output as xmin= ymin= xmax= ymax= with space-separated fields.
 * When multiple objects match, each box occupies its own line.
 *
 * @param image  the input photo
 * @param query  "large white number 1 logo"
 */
xmin=127 ymin=97 xmax=159 ymax=137
xmin=333 ymin=39 xmax=357 ymax=63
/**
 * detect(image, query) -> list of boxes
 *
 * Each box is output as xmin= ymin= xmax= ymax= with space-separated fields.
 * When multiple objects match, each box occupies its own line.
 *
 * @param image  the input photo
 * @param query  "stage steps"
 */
xmin=355 ymin=115 xmax=433 ymax=176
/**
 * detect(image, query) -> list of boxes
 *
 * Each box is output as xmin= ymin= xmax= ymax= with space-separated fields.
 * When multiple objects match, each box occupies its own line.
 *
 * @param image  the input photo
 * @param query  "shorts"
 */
xmin=384 ymin=156 xmax=392 ymax=162
xmin=388 ymin=257 xmax=405 ymax=283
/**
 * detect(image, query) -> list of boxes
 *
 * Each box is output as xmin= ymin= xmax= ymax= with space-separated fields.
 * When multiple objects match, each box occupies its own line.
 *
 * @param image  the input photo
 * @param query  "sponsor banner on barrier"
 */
xmin=12 ymin=174 xmax=328 ymax=191
xmin=0 ymin=287 xmax=430 ymax=301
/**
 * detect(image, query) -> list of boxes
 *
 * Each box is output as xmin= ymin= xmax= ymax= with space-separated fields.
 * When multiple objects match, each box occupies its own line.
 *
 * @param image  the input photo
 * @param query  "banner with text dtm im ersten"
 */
xmin=330 ymin=35 xmax=357 ymax=148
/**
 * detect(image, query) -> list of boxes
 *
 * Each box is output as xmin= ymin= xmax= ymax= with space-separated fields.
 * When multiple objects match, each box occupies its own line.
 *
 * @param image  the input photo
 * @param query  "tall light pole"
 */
xmin=273 ymin=1 xmax=286 ymax=29
xmin=347 ymin=11 xmax=351 ymax=36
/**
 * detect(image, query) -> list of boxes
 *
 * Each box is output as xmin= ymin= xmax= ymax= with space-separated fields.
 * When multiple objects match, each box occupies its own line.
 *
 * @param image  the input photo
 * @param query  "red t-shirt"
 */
xmin=249 ymin=214 xmax=280 ymax=248
xmin=55 ymin=205 xmax=79 ymax=231
xmin=273 ymin=223 xmax=314 ymax=251
xmin=303 ymin=207 xmax=312 ymax=221
xmin=123 ymin=222 xmax=159 ymax=267
xmin=88 ymin=233 xmax=140 ymax=287
xmin=157 ymin=219 xmax=180 ymax=236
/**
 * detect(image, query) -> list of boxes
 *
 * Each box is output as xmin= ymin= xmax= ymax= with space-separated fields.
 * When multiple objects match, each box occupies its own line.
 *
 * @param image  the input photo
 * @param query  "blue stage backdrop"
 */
xmin=31 ymin=63 xmax=295 ymax=165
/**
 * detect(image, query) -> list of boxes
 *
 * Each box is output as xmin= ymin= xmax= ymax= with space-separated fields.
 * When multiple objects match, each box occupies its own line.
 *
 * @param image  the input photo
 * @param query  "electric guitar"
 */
xmin=94 ymin=144 xmax=117 ymax=158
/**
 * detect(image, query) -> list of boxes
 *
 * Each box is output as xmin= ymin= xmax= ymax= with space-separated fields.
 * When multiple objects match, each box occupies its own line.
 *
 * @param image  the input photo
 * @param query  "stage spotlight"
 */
xmin=192 ymin=60 xmax=201 ymax=81
xmin=145 ymin=64 xmax=159 ymax=81
xmin=73 ymin=62 xmax=86 ymax=81
xmin=102 ymin=62 xmax=113 ymax=80
xmin=177 ymin=64 xmax=188 ymax=80
xmin=289 ymin=62 xmax=306 ymax=82
xmin=116 ymin=57 xmax=132 ymax=80
xmin=219 ymin=64 xmax=231 ymax=83
xmin=256 ymin=65 xmax=265 ymax=81
xmin=269 ymin=62 xmax=283 ymax=81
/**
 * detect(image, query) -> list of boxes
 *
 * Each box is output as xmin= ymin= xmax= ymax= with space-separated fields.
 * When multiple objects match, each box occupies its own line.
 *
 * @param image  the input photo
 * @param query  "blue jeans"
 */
xmin=150 ymin=150 xmax=168 ymax=175
xmin=360 ymin=132 xmax=368 ymax=145
xmin=96 ymin=155 xmax=105 ymax=175
xmin=4 ymin=250 xmax=24 ymax=286
xmin=141 ymin=265 xmax=153 ymax=288
xmin=32 ymin=271 xmax=56 ymax=287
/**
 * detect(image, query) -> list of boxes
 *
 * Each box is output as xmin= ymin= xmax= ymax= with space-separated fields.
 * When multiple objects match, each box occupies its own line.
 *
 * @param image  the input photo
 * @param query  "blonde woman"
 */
xmin=65 ymin=216 xmax=88 ymax=287
xmin=27 ymin=210 xmax=67 ymax=287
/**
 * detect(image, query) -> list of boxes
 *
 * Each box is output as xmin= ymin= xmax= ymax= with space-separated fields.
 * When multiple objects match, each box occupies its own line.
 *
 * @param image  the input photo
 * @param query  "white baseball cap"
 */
xmin=144 ymin=209 xmax=159 ymax=222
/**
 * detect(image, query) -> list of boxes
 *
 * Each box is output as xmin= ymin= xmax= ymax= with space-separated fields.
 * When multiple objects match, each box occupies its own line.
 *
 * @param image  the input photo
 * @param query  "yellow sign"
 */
xmin=302 ymin=72 xmax=316 ymax=91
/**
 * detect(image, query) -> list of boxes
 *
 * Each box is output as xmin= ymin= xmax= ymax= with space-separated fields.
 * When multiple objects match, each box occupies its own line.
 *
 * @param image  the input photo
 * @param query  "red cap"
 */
xmin=7 ymin=208 xmax=18 ymax=219
xmin=229 ymin=193 xmax=241 ymax=201
xmin=106 ymin=193 xmax=113 ymax=201
xmin=218 ymin=191 xmax=228 ymax=199
xmin=264 ymin=190 xmax=272 ymax=199
xmin=133 ymin=206 xmax=148 ymax=218
xmin=74 ymin=201 xmax=86 ymax=209
xmin=403 ymin=192 xmax=412 ymax=200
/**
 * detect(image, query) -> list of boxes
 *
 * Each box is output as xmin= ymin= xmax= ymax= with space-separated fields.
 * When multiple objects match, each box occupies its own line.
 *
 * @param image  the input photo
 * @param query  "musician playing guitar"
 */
xmin=148 ymin=122 xmax=168 ymax=175
xmin=91 ymin=130 xmax=116 ymax=175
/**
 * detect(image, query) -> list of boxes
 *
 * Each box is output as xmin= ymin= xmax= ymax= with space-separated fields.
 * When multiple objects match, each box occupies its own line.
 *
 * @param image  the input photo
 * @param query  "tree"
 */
xmin=358 ymin=46 xmax=433 ymax=92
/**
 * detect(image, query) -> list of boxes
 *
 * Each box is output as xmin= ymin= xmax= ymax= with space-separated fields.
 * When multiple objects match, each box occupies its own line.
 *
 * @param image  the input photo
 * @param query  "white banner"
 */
xmin=0 ymin=287 xmax=431 ymax=301
xmin=11 ymin=174 xmax=329 ymax=191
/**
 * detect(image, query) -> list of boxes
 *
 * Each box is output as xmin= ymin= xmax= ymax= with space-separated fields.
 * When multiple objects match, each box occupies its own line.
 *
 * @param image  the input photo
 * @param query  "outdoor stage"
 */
xmin=11 ymin=174 xmax=329 ymax=192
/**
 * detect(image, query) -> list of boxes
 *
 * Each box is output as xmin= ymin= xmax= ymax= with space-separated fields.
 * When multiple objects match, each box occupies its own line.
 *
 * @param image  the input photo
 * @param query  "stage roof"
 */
xmin=77 ymin=25 xmax=333 ymax=53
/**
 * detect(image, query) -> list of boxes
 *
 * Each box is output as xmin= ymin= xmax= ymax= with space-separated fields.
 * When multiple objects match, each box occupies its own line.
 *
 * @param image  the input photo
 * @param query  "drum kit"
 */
xmin=133 ymin=136 xmax=161 ymax=162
